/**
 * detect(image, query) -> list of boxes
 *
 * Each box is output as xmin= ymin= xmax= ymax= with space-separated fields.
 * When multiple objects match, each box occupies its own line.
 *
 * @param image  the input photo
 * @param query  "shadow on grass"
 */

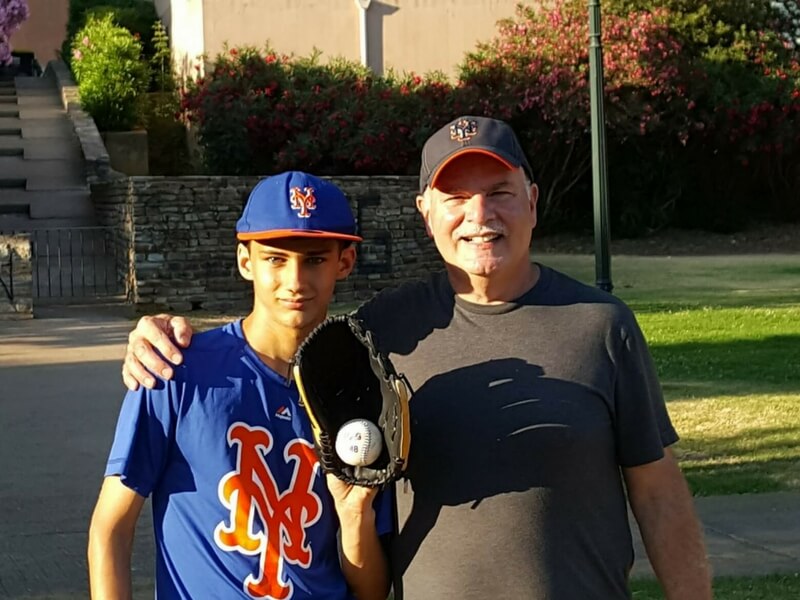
xmin=631 ymin=573 xmax=800 ymax=600
xmin=629 ymin=297 xmax=800 ymax=313
xmin=649 ymin=335 xmax=800 ymax=395
xmin=672 ymin=426 xmax=800 ymax=495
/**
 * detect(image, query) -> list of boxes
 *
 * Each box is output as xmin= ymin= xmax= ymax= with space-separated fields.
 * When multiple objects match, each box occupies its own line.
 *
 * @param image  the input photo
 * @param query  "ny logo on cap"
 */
xmin=450 ymin=118 xmax=478 ymax=143
xmin=290 ymin=187 xmax=317 ymax=218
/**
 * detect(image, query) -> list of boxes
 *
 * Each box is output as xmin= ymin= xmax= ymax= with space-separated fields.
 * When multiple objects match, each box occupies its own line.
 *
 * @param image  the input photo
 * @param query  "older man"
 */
xmin=123 ymin=116 xmax=711 ymax=599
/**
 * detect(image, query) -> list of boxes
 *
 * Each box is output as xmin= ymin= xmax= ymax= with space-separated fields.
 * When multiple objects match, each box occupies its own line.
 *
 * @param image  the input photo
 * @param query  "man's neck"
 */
xmin=447 ymin=262 xmax=540 ymax=305
xmin=241 ymin=313 xmax=318 ymax=379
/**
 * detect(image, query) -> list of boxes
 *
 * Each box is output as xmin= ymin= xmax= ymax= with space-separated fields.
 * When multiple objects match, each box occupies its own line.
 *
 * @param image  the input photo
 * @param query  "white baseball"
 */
xmin=335 ymin=419 xmax=383 ymax=467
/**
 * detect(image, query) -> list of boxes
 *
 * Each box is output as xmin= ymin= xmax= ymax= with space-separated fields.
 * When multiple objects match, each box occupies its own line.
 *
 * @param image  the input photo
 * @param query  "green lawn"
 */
xmin=191 ymin=253 xmax=800 ymax=496
xmin=543 ymin=253 xmax=800 ymax=496
xmin=630 ymin=574 xmax=800 ymax=599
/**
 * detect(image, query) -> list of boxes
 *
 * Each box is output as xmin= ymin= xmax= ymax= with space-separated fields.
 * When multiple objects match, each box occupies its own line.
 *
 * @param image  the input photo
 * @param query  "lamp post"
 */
xmin=588 ymin=0 xmax=613 ymax=292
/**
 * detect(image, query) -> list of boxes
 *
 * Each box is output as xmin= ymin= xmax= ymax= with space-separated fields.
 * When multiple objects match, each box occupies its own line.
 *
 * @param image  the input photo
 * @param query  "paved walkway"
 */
xmin=0 ymin=310 xmax=798 ymax=598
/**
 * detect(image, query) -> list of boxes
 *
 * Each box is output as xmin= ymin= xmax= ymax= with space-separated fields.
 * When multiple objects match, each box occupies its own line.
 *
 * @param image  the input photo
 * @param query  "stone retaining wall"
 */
xmin=91 ymin=176 xmax=442 ymax=312
xmin=0 ymin=235 xmax=34 ymax=319
xmin=46 ymin=59 xmax=120 ymax=183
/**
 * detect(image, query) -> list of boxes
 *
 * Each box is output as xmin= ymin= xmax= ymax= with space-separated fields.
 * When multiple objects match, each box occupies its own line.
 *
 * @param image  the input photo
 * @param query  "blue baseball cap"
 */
xmin=236 ymin=171 xmax=362 ymax=242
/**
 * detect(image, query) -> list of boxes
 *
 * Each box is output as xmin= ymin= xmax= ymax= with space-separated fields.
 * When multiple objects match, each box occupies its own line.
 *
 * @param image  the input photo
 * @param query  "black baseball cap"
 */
xmin=419 ymin=116 xmax=534 ymax=193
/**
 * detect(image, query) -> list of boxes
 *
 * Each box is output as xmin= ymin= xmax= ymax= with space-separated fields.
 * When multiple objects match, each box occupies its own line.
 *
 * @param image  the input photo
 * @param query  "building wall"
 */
xmin=161 ymin=0 xmax=206 ymax=80
xmin=91 ymin=176 xmax=442 ymax=312
xmin=169 ymin=0 xmax=520 ymax=78
xmin=11 ymin=0 xmax=69 ymax=64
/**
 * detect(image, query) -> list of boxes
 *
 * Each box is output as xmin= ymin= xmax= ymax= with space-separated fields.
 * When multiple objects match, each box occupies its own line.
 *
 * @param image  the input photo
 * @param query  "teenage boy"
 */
xmin=88 ymin=172 xmax=391 ymax=600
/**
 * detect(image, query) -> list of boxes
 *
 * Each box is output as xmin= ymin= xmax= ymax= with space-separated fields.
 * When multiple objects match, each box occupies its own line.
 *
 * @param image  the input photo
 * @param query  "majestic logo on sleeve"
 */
xmin=214 ymin=423 xmax=322 ymax=599
xmin=289 ymin=187 xmax=316 ymax=218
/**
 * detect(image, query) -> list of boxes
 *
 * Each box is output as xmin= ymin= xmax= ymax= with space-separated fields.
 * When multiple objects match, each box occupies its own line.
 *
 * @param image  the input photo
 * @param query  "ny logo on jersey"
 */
xmin=214 ymin=423 xmax=322 ymax=599
xmin=289 ymin=187 xmax=316 ymax=218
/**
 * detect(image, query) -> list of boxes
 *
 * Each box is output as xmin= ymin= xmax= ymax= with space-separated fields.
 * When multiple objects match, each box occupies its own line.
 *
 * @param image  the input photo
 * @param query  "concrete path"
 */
xmin=0 ymin=307 xmax=153 ymax=599
xmin=0 ymin=310 xmax=798 ymax=598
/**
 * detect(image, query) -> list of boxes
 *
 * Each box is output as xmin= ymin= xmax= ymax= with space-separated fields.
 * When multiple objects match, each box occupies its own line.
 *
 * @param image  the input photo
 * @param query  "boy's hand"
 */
xmin=326 ymin=473 xmax=378 ymax=517
xmin=123 ymin=314 xmax=193 ymax=391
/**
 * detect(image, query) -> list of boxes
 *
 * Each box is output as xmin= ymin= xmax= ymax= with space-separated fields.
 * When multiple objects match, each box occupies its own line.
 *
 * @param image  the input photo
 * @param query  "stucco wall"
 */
xmin=91 ymin=176 xmax=442 ymax=312
xmin=168 ymin=0 xmax=521 ymax=78
xmin=162 ymin=0 xmax=206 ymax=80
xmin=11 ymin=0 xmax=69 ymax=64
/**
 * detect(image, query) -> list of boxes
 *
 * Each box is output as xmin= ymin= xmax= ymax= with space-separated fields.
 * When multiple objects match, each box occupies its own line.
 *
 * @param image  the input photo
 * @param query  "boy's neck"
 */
xmin=241 ymin=313 xmax=320 ymax=379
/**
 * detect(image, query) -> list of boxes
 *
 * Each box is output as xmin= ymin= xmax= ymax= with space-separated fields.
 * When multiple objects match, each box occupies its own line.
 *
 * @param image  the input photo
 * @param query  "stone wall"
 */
xmin=47 ymin=60 xmax=119 ymax=183
xmin=91 ymin=176 xmax=442 ymax=312
xmin=0 ymin=235 xmax=34 ymax=319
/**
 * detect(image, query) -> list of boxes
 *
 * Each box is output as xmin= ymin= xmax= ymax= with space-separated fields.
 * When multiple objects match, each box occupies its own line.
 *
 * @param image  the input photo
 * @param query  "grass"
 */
xmin=186 ymin=253 xmax=800 ymax=496
xmin=539 ymin=254 xmax=800 ymax=311
xmin=543 ymin=253 xmax=800 ymax=496
xmin=630 ymin=574 xmax=800 ymax=599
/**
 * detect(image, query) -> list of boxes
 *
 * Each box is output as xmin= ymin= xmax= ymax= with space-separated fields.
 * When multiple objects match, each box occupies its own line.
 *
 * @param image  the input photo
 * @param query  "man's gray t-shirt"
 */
xmin=357 ymin=265 xmax=677 ymax=600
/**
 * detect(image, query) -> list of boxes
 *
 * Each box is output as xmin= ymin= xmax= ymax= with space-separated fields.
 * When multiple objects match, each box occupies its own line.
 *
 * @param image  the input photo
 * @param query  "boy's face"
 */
xmin=238 ymin=237 xmax=356 ymax=333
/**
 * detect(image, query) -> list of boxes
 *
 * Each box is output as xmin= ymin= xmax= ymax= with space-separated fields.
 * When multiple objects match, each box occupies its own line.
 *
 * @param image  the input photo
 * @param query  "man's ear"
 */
xmin=529 ymin=183 xmax=539 ymax=231
xmin=337 ymin=245 xmax=356 ymax=280
xmin=237 ymin=242 xmax=254 ymax=281
xmin=416 ymin=192 xmax=433 ymax=238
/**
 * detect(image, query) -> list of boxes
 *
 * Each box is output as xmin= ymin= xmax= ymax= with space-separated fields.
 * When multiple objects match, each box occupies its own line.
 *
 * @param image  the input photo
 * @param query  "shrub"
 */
xmin=71 ymin=13 xmax=150 ymax=131
xmin=150 ymin=19 xmax=174 ymax=93
xmin=458 ymin=1 xmax=692 ymax=234
xmin=458 ymin=0 xmax=800 ymax=234
xmin=180 ymin=0 xmax=800 ymax=233
xmin=601 ymin=0 xmax=800 ymax=230
xmin=181 ymin=46 xmax=461 ymax=175
xmin=144 ymin=20 xmax=191 ymax=174
xmin=62 ymin=0 xmax=158 ymax=66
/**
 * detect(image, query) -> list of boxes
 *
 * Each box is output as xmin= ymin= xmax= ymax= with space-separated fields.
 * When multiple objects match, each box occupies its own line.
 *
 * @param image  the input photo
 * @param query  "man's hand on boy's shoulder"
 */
xmin=123 ymin=314 xmax=194 ymax=391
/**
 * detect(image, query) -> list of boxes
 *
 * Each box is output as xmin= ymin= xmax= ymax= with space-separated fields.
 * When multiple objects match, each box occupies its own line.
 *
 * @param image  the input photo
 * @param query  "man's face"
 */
xmin=417 ymin=153 xmax=538 ymax=280
xmin=238 ymin=237 xmax=355 ymax=332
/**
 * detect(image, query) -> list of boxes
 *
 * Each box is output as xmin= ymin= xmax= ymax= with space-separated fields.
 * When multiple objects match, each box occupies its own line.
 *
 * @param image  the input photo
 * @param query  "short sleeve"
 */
xmin=373 ymin=485 xmax=395 ymax=537
xmin=613 ymin=315 xmax=678 ymax=467
xmin=104 ymin=382 xmax=175 ymax=497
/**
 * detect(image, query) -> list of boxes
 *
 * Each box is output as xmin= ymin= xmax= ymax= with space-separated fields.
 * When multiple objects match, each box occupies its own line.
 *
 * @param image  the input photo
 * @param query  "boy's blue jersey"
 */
xmin=105 ymin=321 xmax=392 ymax=599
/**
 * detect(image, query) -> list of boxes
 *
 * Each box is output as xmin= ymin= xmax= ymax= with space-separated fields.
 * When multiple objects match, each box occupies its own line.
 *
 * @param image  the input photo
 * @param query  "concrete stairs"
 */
xmin=0 ymin=74 xmax=96 ymax=232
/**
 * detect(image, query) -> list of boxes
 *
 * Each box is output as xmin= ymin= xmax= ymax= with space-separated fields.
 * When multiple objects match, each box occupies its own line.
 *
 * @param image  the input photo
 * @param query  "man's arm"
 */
xmin=88 ymin=477 xmax=147 ymax=600
xmin=326 ymin=475 xmax=390 ymax=600
xmin=623 ymin=448 xmax=712 ymax=600
xmin=122 ymin=314 xmax=193 ymax=390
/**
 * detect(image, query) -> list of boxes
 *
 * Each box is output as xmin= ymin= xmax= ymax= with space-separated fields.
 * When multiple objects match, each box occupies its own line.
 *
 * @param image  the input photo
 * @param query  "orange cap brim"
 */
xmin=429 ymin=148 xmax=516 ymax=189
xmin=237 ymin=230 xmax=363 ymax=242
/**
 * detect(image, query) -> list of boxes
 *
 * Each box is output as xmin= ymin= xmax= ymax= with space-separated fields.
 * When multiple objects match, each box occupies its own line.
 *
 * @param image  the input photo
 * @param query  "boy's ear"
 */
xmin=337 ymin=245 xmax=356 ymax=280
xmin=237 ymin=242 xmax=254 ymax=281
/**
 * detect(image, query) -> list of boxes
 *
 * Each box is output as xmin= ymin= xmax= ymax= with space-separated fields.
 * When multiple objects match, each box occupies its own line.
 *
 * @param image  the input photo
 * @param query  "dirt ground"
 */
xmin=534 ymin=221 xmax=800 ymax=255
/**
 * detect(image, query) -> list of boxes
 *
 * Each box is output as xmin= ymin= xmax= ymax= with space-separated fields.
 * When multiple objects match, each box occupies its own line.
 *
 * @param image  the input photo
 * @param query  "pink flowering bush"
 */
xmin=606 ymin=0 xmax=800 ymax=229
xmin=182 ymin=0 xmax=800 ymax=233
xmin=458 ymin=1 xmax=693 ymax=233
xmin=0 ymin=0 xmax=30 ymax=65
xmin=71 ymin=14 xmax=149 ymax=131
xmin=181 ymin=47 xmax=463 ymax=175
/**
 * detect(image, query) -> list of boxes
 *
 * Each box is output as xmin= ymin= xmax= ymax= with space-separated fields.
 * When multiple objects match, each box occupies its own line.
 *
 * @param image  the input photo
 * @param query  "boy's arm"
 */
xmin=88 ymin=476 xmax=147 ymax=600
xmin=326 ymin=475 xmax=390 ymax=600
